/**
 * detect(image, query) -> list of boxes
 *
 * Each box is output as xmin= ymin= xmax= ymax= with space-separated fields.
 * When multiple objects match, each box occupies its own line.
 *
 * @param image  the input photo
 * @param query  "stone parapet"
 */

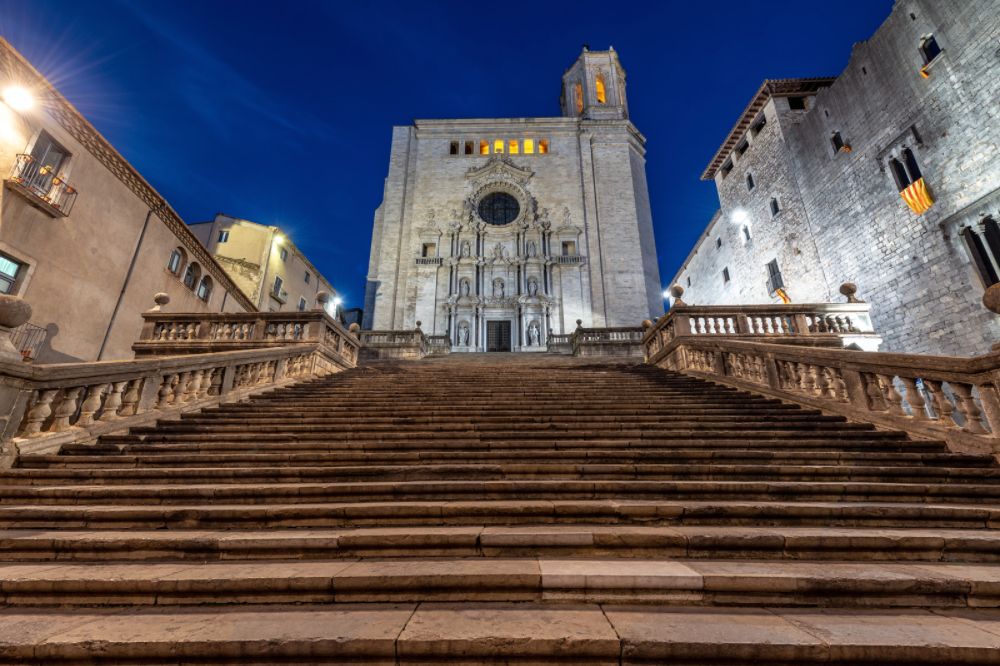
xmin=358 ymin=329 xmax=429 ymax=360
xmin=572 ymin=327 xmax=645 ymax=357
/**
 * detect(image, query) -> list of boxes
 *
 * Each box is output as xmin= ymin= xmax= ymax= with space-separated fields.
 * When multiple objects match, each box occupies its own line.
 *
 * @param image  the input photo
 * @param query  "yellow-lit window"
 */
xmin=595 ymin=75 xmax=607 ymax=104
xmin=574 ymin=82 xmax=583 ymax=115
xmin=523 ymin=139 xmax=535 ymax=154
xmin=539 ymin=139 xmax=549 ymax=155
xmin=508 ymin=139 xmax=519 ymax=154
xmin=480 ymin=140 xmax=489 ymax=155
xmin=494 ymin=139 xmax=504 ymax=154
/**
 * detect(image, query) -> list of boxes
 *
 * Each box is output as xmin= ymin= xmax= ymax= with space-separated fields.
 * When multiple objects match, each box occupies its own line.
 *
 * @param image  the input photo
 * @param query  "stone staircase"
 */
xmin=3 ymin=354 xmax=1000 ymax=663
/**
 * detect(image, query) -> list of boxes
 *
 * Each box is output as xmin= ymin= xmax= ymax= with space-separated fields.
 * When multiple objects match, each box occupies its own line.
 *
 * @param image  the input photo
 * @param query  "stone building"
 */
xmin=671 ymin=0 xmax=1000 ymax=356
xmin=190 ymin=214 xmax=338 ymax=315
xmin=0 ymin=39 xmax=254 ymax=363
xmin=363 ymin=48 xmax=662 ymax=352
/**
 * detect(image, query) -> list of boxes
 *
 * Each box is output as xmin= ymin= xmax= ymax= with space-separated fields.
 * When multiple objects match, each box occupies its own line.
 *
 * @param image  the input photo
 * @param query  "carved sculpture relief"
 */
xmin=492 ymin=278 xmax=505 ymax=299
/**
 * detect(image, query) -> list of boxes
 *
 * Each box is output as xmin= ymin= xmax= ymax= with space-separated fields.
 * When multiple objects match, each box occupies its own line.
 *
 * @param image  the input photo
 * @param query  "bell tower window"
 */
xmin=574 ymin=82 xmax=583 ymax=115
xmin=595 ymin=74 xmax=607 ymax=104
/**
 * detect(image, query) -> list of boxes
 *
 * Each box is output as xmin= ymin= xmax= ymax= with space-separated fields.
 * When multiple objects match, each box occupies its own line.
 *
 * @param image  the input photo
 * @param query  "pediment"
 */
xmin=466 ymin=155 xmax=534 ymax=185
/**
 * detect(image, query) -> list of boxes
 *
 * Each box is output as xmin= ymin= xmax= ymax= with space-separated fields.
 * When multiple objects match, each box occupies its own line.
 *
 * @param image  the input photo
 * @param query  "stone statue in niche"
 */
xmin=528 ymin=321 xmax=540 ymax=346
xmin=458 ymin=320 xmax=470 ymax=346
xmin=526 ymin=240 xmax=537 ymax=258
xmin=560 ymin=206 xmax=571 ymax=227
xmin=460 ymin=241 xmax=471 ymax=258
xmin=527 ymin=277 xmax=539 ymax=296
xmin=459 ymin=278 xmax=471 ymax=297
xmin=493 ymin=278 xmax=505 ymax=298
xmin=426 ymin=208 xmax=436 ymax=224
xmin=539 ymin=208 xmax=552 ymax=230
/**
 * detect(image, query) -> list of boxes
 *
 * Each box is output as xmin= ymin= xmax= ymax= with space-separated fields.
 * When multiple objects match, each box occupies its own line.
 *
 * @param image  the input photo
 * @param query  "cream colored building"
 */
xmin=190 ymin=214 xmax=337 ymax=315
xmin=0 ymin=39 xmax=254 ymax=363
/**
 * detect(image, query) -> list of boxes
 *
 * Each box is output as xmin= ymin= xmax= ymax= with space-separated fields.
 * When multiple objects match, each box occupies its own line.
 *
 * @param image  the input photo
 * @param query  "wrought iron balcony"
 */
xmin=6 ymin=154 xmax=78 ymax=216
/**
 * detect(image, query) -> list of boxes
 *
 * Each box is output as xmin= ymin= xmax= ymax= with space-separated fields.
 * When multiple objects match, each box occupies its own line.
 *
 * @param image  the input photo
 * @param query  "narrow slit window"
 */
xmin=464 ymin=141 xmax=474 ymax=155
xmin=770 ymin=198 xmax=780 ymax=216
xmin=574 ymin=82 xmax=583 ymax=115
xmin=722 ymin=267 xmax=731 ymax=283
xmin=716 ymin=238 xmax=722 ymax=249
xmin=746 ymin=173 xmax=755 ymax=191
xmin=903 ymin=148 xmax=922 ymax=182
xmin=962 ymin=226 xmax=1000 ymax=287
xmin=889 ymin=158 xmax=911 ymax=191
xmin=595 ymin=74 xmax=607 ymax=104
xmin=831 ymin=131 xmax=846 ymax=153
xmin=449 ymin=141 xmax=459 ymax=155
xmin=742 ymin=225 xmax=752 ymax=242
xmin=766 ymin=259 xmax=784 ymax=294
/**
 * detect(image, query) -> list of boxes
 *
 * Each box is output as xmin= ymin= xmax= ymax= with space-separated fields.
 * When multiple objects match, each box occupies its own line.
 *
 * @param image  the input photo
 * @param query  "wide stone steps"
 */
xmin=6 ymin=357 xmax=1000 ymax=662
xmin=0 ymin=558 xmax=999 ymax=608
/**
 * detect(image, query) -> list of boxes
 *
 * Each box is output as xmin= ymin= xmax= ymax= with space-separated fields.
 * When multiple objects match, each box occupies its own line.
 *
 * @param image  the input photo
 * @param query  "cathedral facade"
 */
xmin=363 ymin=49 xmax=661 ymax=352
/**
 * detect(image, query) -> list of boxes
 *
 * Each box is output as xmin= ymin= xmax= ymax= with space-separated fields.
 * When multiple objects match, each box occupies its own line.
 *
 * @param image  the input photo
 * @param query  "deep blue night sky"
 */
xmin=0 ymin=0 xmax=893 ymax=308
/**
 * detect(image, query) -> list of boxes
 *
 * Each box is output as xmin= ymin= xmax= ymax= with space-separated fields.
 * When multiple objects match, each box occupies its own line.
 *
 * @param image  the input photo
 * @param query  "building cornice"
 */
xmin=0 ymin=38 xmax=257 ymax=311
xmin=701 ymin=77 xmax=836 ymax=181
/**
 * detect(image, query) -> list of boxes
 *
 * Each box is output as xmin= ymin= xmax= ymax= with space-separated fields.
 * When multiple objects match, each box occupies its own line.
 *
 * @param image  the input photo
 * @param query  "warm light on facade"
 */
xmin=523 ymin=139 xmax=534 ymax=154
xmin=2 ymin=86 xmax=33 ymax=112
xmin=493 ymin=139 xmax=504 ymax=154
xmin=730 ymin=208 xmax=749 ymax=224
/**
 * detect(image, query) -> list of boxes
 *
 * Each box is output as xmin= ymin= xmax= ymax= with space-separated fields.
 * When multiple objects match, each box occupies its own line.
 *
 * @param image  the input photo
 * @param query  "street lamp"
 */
xmin=1 ymin=86 xmax=33 ymax=112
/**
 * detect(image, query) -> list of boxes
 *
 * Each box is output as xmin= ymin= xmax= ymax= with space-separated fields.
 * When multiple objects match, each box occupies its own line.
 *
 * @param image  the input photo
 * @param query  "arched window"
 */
xmin=962 ymin=218 xmax=1000 ymax=287
xmin=167 ymin=247 xmax=186 ymax=276
xmin=196 ymin=275 xmax=212 ymax=301
xmin=595 ymin=74 xmax=607 ymax=104
xmin=182 ymin=261 xmax=201 ymax=290
xmin=574 ymin=82 xmax=583 ymax=115
xmin=889 ymin=158 xmax=911 ymax=191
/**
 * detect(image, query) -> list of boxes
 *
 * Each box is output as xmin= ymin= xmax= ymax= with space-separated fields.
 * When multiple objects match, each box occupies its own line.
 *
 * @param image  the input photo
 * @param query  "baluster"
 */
xmin=862 ymin=373 xmax=887 ymax=411
xmin=185 ymin=370 xmax=204 ymax=402
xmin=209 ymin=368 xmax=223 ymax=396
xmin=96 ymin=381 xmax=127 ymax=422
xmin=951 ymin=383 xmax=988 ymax=434
xmin=120 ymin=379 xmax=143 ymax=416
xmin=75 ymin=384 xmax=106 ymax=427
xmin=196 ymin=369 xmax=212 ymax=398
xmin=793 ymin=362 xmax=811 ymax=394
xmin=173 ymin=372 xmax=191 ymax=404
xmin=810 ymin=365 xmax=828 ymax=397
xmin=898 ymin=377 xmax=928 ymax=420
xmin=158 ymin=374 xmax=178 ymax=408
xmin=826 ymin=368 xmax=848 ymax=401
xmin=52 ymin=387 xmax=84 ymax=431
xmin=21 ymin=389 xmax=59 ymax=437
xmin=876 ymin=374 xmax=905 ymax=416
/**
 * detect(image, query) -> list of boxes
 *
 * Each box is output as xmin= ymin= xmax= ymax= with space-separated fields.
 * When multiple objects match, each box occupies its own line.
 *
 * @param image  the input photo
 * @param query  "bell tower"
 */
xmin=560 ymin=46 xmax=629 ymax=121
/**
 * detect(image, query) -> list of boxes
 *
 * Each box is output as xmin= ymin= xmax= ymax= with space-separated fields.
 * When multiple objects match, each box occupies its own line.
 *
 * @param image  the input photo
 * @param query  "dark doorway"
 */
xmin=486 ymin=320 xmax=512 ymax=352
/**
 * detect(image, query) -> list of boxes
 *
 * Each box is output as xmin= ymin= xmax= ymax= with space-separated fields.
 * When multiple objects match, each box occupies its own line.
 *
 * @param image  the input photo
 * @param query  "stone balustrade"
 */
xmin=358 ymin=328 xmax=430 ymax=360
xmin=572 ymin=326 xmax=646 ymax=357
xmin=646 ymin=334 xmax=1000 ymax=455
xmin=0 ymin=293 xmax=360 ymax=463
xmin=426 ymin=335 xmax=451 ymax=355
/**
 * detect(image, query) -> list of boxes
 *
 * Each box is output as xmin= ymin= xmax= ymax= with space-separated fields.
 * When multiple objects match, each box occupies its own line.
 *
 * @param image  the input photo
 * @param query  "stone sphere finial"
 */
xmin=839 ymin=282 xmax=863 ymax=303
xmin=0 ymin=294 xmax=32 ymax=330
xmin=984 ymin=284 xmax=1000 ymax=315
xmin=641 ymin=319 xmax=653 ymax=329
xmin=348 ymin=322 xmax=360 ymax=335
xmin=415 ymin=320 xmax=422 ymax=330
xmin=316 ymin=291 xmax=331 ymax=309
xmin=669 ymin=285 xmax=687 ymax=306
xmin=575 ymin=319 xmax=583 ymax=330
xmin=149 ymin=293 xmax=170 ymax=312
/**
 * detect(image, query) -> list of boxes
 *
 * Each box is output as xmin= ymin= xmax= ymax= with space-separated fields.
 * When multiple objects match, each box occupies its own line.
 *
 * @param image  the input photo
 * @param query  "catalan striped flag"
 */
xmin=901 ymin=177 xmax=934 ymax=215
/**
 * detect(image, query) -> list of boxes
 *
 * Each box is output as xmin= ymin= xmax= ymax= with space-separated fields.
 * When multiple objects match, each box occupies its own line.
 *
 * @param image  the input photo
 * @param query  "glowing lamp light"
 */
xmin=661 ymin=289 xmax=671 ymax=300
xmin=2 ymin=86 xmax=34 ymax=112
xmin=273 ymin=234 xmax=285 ymax=246
xmin=730 ymin=208 xmax=749 ymax=224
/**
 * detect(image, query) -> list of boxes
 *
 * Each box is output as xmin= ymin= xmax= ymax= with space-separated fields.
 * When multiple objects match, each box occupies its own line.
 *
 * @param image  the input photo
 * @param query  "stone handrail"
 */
xmin=644 ymin=302 xmax=882 ymax=353
xmin=0 ymin=338 xmax=357 ymax=461
xmin=134 ymin=309 xmax=360 ymax=366
xmin=646 ymin=335 xmax=1000 ymax=455
xmin=426 ymin=335 xmax=451 ymax=355
xmin=572 ymin=326 xmax=645 ymax=358
xmin=358 ymin=327 xmax=429 ymax=360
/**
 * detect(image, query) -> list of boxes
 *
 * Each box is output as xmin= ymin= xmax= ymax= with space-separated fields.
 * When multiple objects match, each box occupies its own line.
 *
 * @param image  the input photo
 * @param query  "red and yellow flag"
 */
xmin=901 ymin=177 xmax=934 ymax=215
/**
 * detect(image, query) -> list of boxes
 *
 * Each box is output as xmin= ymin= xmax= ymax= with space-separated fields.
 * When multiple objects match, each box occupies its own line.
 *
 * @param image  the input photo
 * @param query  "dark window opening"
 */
xmin=831 ymin=131 xmax=846 ymax=153
xmin=449 ymin=141 xmax=459 ymax=155
xmin=736 ymin=140 xmax=749 ymax=157
xmin=478 ymin=192 xmax=520 ymax=226
xmin=903 ymin=148 xmax=922 ymax=181
xmin=751 ymin=115 xmax=767 ymax=135
xmin=862 ymin=66 xmax=868 ymax=75
xmin=722 ymin=267 xmax=730 ymax=283
xmin=721 ymin=160 xmax=733 ymax=178
xmin=464 ymin=141 xmax=474 ymax=155
xmin=920 ymin=35 xmax=941 ymax=64
xmin=787 ymin=96 xmax=807 ymax=110
xmin=889 ymin=158 xmax=911 ymax=191
xmin=716 ymin=237 xmax=722 ymax=249
xmin=742 ymin=225 xmax=751 ymax=242
xmin=770 ymin=198 xmax=780 ymax=216
xmin=421 ymin=242 xmax=436 ymax=257
xmin=962 ymin=226 xmax=1000 ymax=287
xmin=686 ymin=276 xmax=691 ymax=287
xmin=0 ymin=254 xmax=23 ymax=294
xmin=746 ymin=172 xmax=755 ymax=191
xmin=766 ymin=259 xmax=784 ymax=294
xmin=824 ymin=109 xmax=829 ymax=118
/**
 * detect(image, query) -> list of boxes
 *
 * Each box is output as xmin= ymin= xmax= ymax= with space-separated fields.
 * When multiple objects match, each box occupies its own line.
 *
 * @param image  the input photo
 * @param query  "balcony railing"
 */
xmin=556 ymin=255 xmax=584 ymax=265
xmin=6 ymin=154 xmax=78 ymax=216
xmin=9 ymin=322 xmax=47 ymax=362
xmin=415 ymin=257 xmax=443 ymax=266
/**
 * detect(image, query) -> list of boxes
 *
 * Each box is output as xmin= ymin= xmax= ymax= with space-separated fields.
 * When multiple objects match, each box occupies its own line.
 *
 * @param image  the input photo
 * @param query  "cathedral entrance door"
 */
xmin=486 ymin=321 xmax=512 ymax=352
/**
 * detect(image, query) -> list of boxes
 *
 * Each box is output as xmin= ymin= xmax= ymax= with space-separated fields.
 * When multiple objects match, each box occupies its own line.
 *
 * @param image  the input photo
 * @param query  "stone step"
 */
xmin=172 ymin=413 xmax=847 ymax=426
xmin=2 ymin=603 xmax=1000 ymax=664
xmin=4 ymin=462 xmax=1000 ymax=485
xmin=4 ymin=478 xmax=998 ymax=505
xmin=20 ymin=449 xmax=989 ymax=468
xmin=0 ymin=558 xmax=998 ymax=608
xmin=1 ymin=499 xmax=997 ymax=531
xmin=3 ymin=524 xmax=1000 ymax=562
